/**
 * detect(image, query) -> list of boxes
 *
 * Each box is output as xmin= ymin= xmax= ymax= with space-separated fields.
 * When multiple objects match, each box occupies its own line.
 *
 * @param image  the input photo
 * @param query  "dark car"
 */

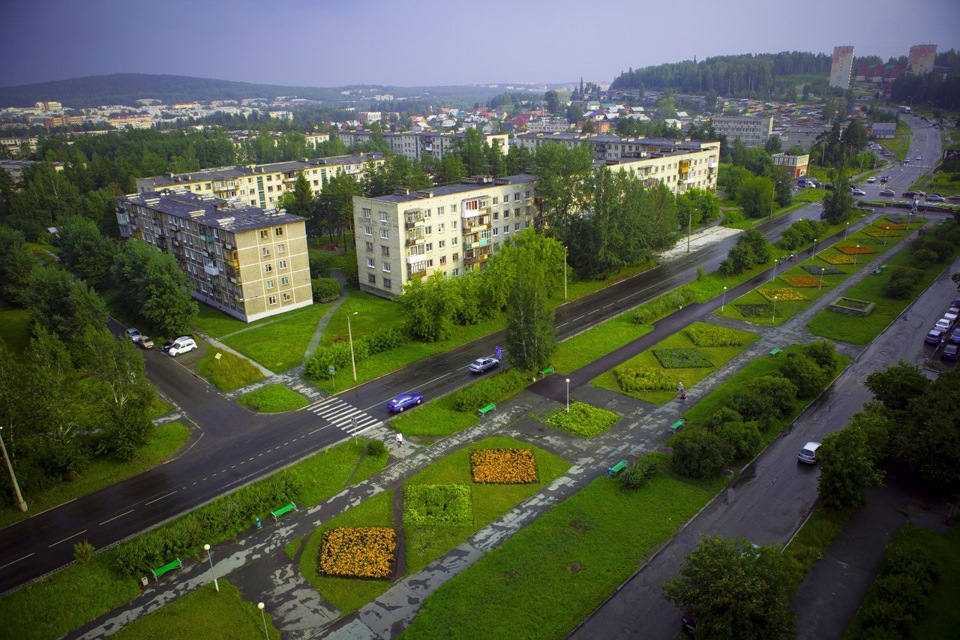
xmin=926 ymin=328 xmax=946 ymax=345
xmin=469 ymin=357 xmax=500 ymax=373
xmin=950 ymin=328 xmax=960 ymax=345
xmin=821 ymin=183 xmax=835 ymax=191
xmin=386 ymin=392 xmax=423 ymax=412
xmin=902 ymin=191 xmax=917 ymax=198
xmin=879 ymin=176 xmax=889 ymax=183
xmin=942 ymin=343 xmax=959 ymax=361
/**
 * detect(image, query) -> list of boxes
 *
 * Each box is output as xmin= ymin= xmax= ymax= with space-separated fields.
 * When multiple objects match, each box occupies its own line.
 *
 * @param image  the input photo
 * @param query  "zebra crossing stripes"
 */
xmin=306 ymin=397 xmax=381 ymax=435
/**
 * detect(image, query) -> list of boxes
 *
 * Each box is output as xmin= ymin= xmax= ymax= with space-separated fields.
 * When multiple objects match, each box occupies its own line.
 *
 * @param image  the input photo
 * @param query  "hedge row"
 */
xmin=632 ymin=288 xmax=696 ymax=325
xmin=305 ymin=327 xmax=408 ymax=380
xmin=451 ymin=369 xmax=530 ymax=412
xmin=685 ymin=325 xmax=747 ymax=348
xmin=615 ymin=366 xmax=674 ymax=392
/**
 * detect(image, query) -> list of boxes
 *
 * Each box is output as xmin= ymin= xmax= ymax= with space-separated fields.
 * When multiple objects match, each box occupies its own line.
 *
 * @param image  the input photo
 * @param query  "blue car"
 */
xmin=387 ymin=392 xmax=423 ymax=412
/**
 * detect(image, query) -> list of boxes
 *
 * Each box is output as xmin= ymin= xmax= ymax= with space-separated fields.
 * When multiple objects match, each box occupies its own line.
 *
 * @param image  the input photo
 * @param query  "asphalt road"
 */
xmin=0 ymin=117 xmax=942 ymax=596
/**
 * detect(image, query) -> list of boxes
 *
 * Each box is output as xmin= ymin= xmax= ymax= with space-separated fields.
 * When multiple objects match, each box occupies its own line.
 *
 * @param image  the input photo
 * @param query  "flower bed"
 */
xmin=884 ymin=215 xmax=913 ymax=224
xmin=783 ymin=276 xmax=822 ymax=288
xmin=758 ymin=288 xmax=805 ymax=301
xmin=735 ymin=303 xmax=775 ymax=318
xmin=470 ymin=449 xmax=538 ymax=484
xmin=403 ymin=485 xmax=473 ymax=527
xmin=874 ymin=221 xmax=906 ymax=230
xmin=863 ymin=228 xmax=900 ymax=238
xmin=545 ymin=402 xmax=620 ymax=439
xmin=821 ymin=254 xmax=855 ymax=265
xmin=614 ymin=366 xmax=674 ymax=392
xmin=836 ymin=244 xmax=878 ymax=255
xmin=319 ymin=527 xmax=396 ymax=579
xmin=803 ymin=264 xmax=843 ymax=275
xmin=685 ymin=325 xmax=747 ymax=347
xmin=652 ymin=348 xmax=713 ymax=369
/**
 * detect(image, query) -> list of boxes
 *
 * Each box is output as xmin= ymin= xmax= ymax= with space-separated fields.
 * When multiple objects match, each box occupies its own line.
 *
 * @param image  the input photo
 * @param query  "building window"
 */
xmin=493 ymin=212 xmax=499 ymax=221
xmin=277 ymin=243 xmax=285 ymax=253
xmin=260 ymin=229 xmax=269 ymax=239
xmin=381 ymin=246 xmax=390 ymax=257
xmin=514 ymin=192 xmax=520 ymax=201
xmin=452 ymin=237 xmax=458 ymax=245
xmin=438 ymin=223 xmax=445 ymax=232
xmin=380 ymin=211 xmax=388 ymax=222
xmin=437 ymin=206 xmax=445 ymax=215
xmin=282 ymin=292 xmax=291 ymax=301
xmin=366 ymin=257 xmax=375 ymax=268
xmin=280 ymin=276 xmax=290 ymax=285
xmin=453 ymin=252 xmax=459 ymax=261
xmin=266 ymin=280 xmax=275 ymax=290
xmin=383 ymin=278 xmax=392 ymax=289
xmin=504 ymin=225 xmax=510 ymax=234
xmin=425 ymin=242 xmax=433 ymax=251
xmin=380 ymin=229 xmax=389 ymax=240
xmin=492 ymin=228 xmax=499 ymax=236
xmin=525 ymin=190 xmax=531 ymax=198
xmin=439 ymin=240 xmax=445 ymax=249
xmin=264 ymin=263 xmax=273 ymax=273
xmin=504 ymin=209 xmax=510 ymax=219
xmin=279 ymin=259 xmax=287 ymax=269
xmin=364 ymin=225 xmax=373 ymax=236
xmin=493 ymin=196 xmax=499 ymax=204
xmin=440 ymin=255 xmax=447 ymax=265
xmin=365 ymin=241 xmax=374 ymax=252
xmin=514 ymin=208 xmax=520 ymax=217
xmin=515 ymin=222 xmax=521 ymax=231
xmin=451 ymin=204 xmax=457 ymax=212
xmin=362 ymin=207 xmax=371 ymax=219
xmin=452 ymin=268 xmax=459 ymax=276
xmin=262 ymin=247 xmax=271 ymax=257
xmin=268 ymin=295 xmax=277 ymax=305
xmin=368 ymin=274 xmax=376 ymax=284
xmin=382 ymin=262 xmax=391 ymax=273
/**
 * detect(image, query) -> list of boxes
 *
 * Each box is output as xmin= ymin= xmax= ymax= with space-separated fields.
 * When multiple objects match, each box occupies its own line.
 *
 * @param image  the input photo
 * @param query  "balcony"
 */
xmin=463 ymin=238 xmax=489 ymax=250
xmin=407 ymin=266 xmax=427 ymax=280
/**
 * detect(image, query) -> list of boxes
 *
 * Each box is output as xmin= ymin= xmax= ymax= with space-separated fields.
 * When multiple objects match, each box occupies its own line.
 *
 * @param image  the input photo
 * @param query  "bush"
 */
xmin=311 ymin=277 xmax=341 ymax=301
xmin=364 ymin=327 xmax=408 ymax=356
xmin=615 ymin=366 xmax=674 ymax=392
xmin=670 ymin=428 xmax=732 ymax=479
xmin=304 ymin=342 xmax=352 ymax=380
xmin=632 ymin=288 xmax=696 ymax=325
xmin=778 ymin=353 xmax=828 ymax=398
xmin=310 ymin=252 xmax=333 ymax=278
xmin=722 ymin=209 xmax=745 ymax=225
xmin=450 ymin=369 xmax=529 ymax=412
xmin=909 ymin=247 xmax=938 ymax=269
xmin=703 ymin=407 xmax=744 ymax=432
xmin=804 ymin=341 xmax=839 ymax=376
xmin=367 ymin=439 xmax=387 ymax=457
xmin=619 ymin=454 xmax=662 ymax=490
xmin=884 ymin=266 xmax=924 ymax=299
xmin=718 ymin=421 xmax=762 ymax=459
xmin=728 ymin=375 xmax=798 ymax=422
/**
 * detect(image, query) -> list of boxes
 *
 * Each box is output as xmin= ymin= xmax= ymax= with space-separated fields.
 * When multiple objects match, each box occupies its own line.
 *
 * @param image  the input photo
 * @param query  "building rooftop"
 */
xmin=370 ymin=174 xmax=538 ymax=203
xmin=120 ymin=190 xmax=306 ymax=233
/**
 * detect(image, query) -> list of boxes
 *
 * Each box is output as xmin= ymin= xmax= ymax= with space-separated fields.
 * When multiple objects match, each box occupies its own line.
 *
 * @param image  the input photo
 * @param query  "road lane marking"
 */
xmin=99 ymin=510 xmax=135 ymax=526
xmin=144 ymin=490 xmax=178 ymax=506
xmin=49 ymin=530 xmax=87 ymax=548
xmin=0 ymin=553 xmax=34 ymax=571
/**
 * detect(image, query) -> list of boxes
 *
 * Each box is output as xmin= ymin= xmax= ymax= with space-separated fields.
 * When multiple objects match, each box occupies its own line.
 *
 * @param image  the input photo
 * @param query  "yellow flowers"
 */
xmin=822 ymin=254 xmax=855 ymax=265
xmin=470 ymin=448 xmax=538 ymax=484
xmin=319 ymin=527 xmax=396 ymax=579
xmin=759 ymin=288 xmax=805 ymax=302
xmin=783 ymin=276 xmax=823 ymax=288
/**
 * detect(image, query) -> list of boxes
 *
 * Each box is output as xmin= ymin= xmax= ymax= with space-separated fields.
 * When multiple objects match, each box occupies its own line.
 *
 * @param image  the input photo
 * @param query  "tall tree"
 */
xmin=56 ymin=215 xmax=116 ymax=288
xmin=531 ymin=142 xmax=594 ymax=232
xmin=23 ymin=267 xmax=108 ymax=354
xmin=817 ymin=426 xmax=884 ymax=508
xmin=141 ymin=251 xmax=198 ymax=337
xmin=0 ymin=226 xmax=36 ymax=303
xmin=504 ymin=253 xmax=556 ymax=371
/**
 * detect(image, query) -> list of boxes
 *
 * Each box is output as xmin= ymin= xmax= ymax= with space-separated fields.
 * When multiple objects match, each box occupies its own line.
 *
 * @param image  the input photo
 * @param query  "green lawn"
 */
xmin=111 ymin=581 xmax=279 ymax=640
xmin=237 ymin=385 xmax=309 ymax=412
xmin=551 ymin=312 xmax=653 ymax=374
xmin=403 ymin=469 xmax=726 ymax=640
xmin=223 ymin=302 xmax=334 ymax=373
xmin=0 ymin=422 xmax=190 ymax=529
xmin=390 ymin=393 xmax=479 ymax=438
xmin=785 ymin=506 xmax=855 ymax=576
xmin=592 ymin=321 xmax=760 ymax=405
xmin=0 ymin=301 xmax=31 ymax=354
xmin=195 ymin=348 xmax=264 ymax=392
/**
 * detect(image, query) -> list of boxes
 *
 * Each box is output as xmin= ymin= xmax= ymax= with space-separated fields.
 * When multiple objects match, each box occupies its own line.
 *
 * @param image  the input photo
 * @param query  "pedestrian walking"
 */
xmin=396 ymin=433 xmax=403 ymax=446
xmin=677 ymin=381 xmax=684 ymax=394
xmin=680 ymin=389 xmax=687 ymax=401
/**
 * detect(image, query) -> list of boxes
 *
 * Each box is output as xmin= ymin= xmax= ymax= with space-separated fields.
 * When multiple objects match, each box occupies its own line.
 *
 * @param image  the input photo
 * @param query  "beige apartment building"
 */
xmin=772 ymin=153 xmax=810 ymax=178
xmin=352 ymin=175 xmax=538 ymax=298
xmin=338 ymin=130 xmax=509 ymax=162
xmin=709 ymin=116 xmax=774 ymax=148
xmin=116 ymin=190 xmax=312 ymax=322
xmin=604 ymin=141 xmax=720 ymax=194
xmin=136 ymin=153 xmax=385 ymax=209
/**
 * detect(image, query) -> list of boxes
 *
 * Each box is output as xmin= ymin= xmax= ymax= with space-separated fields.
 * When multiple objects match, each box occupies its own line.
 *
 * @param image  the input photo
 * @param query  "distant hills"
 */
xmin=0 ymin=73 xmax=507 ymax=109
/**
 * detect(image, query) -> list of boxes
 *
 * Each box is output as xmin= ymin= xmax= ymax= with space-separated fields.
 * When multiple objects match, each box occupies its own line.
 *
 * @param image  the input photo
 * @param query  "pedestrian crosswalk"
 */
xmin=305 ymin=397 xmax=381 ymax=435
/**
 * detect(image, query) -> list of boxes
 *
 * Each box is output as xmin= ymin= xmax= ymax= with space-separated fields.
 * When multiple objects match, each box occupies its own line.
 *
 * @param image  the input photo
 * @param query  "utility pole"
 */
xmin=0 ymin=427 xmax=27 ymax=512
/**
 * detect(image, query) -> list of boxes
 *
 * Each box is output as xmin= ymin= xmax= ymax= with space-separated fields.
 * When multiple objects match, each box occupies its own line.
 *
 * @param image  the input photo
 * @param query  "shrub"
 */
xmin=367 ymin=439 xmax=387 ymax=457
xmin=304 ymin=342 xmax=352 ymax=379
xmin=546 ymin=402 xmax=620 ymax=439
xmin=670 ymin=428 xmax=732 ymax=479
xmin=909 ymin=247 xmax=938 ymax=269
xmin=728 ymin=375 xmax=798 ymax=422
xmin=309 ymin=252 xmax=333 ymax=278
xmin=614 ymin=366 xmax=674 ymax=392
xmin=73 ymin=539 xmax=95 ymax=564
xmin=685 ymin=325 xmax=747 ymax=348
xmin=722 ymin=209 xmax=745 ymax=224
xmin=804 ymin=341 xmax=839 ymax=376
xmin=703 ymin=407 xmax=744 ymax=432
xmin=778 ymin=353 xmax=828 ymax=398
xmin=718 ymin=421 xmax=762 ymax=459
xmin=451 ymin=369 xmax=529 ymax=412
xmin=311 ymin=277 xmax=341 ymax=301
xmin=884 ymin=266 xmax=924 ymax=299
xmin=632 ymin=288 xmax=696 ymax=325
xmin=363 ymin=327 xmax=408 ymax=356
xmin=619 ymin=454 xmax=662 ymax=490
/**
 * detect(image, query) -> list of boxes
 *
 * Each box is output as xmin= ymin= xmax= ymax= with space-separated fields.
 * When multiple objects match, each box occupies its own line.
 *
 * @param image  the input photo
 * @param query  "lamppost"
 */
xmin=812 ymin=237 xmax=817 ymax=256
xmin=721 ymin=286 xmax=727 ymax=312
xmin=0 ymin=427 xmax=27 ymax=512
xmin=565 ymin=378 xmax=571 ymax=412
xmin=347 ymin=311 xmax=358 ymax=381
xmin=203 ymin=544 xmax=219 ymax=593
xmin=844 ymin=222 xmax=850 ymax=239
xmin=258 ymin=602 xmax=268 ymax=639
xmin=564 ymin=245 xmax=568 ymax=300
xmin=771 ymin=295 xmax=778 ymax=323
xmin=686 ymin=204 xmax=692 ymax=253
xmin=770 ymin=257 xmax=779 ymax=283
xmin=818 ymin=266 xmax=825 ymax=291
xmin=855 ymin=244 xmax=860 ymax=266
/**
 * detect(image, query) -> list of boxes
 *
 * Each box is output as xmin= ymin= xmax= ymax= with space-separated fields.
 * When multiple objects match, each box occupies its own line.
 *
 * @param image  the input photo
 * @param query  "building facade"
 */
xmin=829 ymin=46 xmax=855 ymax=89
xmin=909 ymin=44 xmax=937 ymax=75
xmin=352 ymin=175 xmax=538 ymax=298
xmin=136 ymin=153 xmax=385 ymax=209
xmin=116 ymin=190 xmax=313 ymax=322
xmin=772 ymin=153 xmax=810 ymax=178
xmin=602 ymin=141 xmax=720 ymax=194
xmin=708 ymin=116 xmax=775 ymax=149
xmin=337 ymin=130 xmax=509 ymax=162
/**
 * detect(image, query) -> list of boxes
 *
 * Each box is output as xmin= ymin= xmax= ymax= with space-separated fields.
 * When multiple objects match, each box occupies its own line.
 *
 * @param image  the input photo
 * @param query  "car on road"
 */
xmin=926 ymin=328 xmax=946 ymax=344
xmin=942 ymin=343 xmax=959 ymax=362
xmin=879 ymin=176 xmax=889 ymax=183
xmin=821 ymin=182 xmax=834 ymax=190
xmin=879 ymin=188 xmax=896 ymax=197
xmin=926 ymin=194 xmax=945 ymax=203
xmin=916 ymin=156 xmax=922 ymax=161
xmin=935 ymin=318 xmax=953 ymax=331
xmin=386 ymin=392 xmax=423 ymax=412
xmin=902 ymin=191 xmax=917 ymax=198
xmin=162 ymin=336 xmax=197 ymax=357
xmin=798 ymin=441 xmax=821 ymax=464
xmin=469 ymin=357 xmax=500 ymax=373
xmin=866 ymin=177 xmax=876 ymax=183
xmin=139 ymin=336 xmax=155 ymax=349
xmin=125 ymin=328 xmax=143 ymax=343
xmin=850 ymin=188 xmax=866 ymax=196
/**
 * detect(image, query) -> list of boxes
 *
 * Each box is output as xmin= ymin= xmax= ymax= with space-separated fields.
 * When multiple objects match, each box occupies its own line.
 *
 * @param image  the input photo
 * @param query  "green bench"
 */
xmin=538 ymin=367 xmax=554 ymax=377
xmin=478 ymin=403 xmax=496 ymax=416
xmin=769 ymin=348 xmax=781 ymax=356
xmin=607 ymin=460 xmax=628 ymax=477
xmin=670 ymin=419 xmax=685 ymax=434
xmin=151 ymin=558 xmax=182 ymax=580
xmin=271 ymin=502 xmax=297 ymax=521
xmin=873 ymin=267 xmax=882 ymax=275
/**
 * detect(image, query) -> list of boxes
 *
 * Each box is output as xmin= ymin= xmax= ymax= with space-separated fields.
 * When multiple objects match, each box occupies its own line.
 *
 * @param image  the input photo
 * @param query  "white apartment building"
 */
xmin=352 ymin=175 xmax=538 ymax=298
xmin=709 ymin=116 xmax=775 ymax=148
xmin=116 ymin=190 xmax=313 ymax=322
xmin=338 ymin=130 xmax=509 ymax=162
xmin=136 ymin=153 xmax=385 ymax=209
xmin=604 ymin=141 xmax=720 ymax=194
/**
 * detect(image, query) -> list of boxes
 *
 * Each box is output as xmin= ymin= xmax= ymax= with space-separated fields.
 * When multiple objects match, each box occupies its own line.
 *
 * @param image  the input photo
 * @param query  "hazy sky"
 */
xmin=2 ymin=0 xmax=958 ymax=88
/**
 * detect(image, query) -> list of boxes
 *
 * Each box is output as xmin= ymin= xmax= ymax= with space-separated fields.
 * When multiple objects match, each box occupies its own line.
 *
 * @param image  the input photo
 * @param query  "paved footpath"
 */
xmin=68 ymin=215 xmax=953 ymax=640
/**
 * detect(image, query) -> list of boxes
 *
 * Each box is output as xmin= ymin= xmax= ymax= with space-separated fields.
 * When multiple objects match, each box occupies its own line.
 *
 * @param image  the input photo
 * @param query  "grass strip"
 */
xmin=238 ymin=385 xmax=309 ymax=413
xmin=222 ymin=302 xmax=333 ymax=373
xmin=196 ymin=348 xmax=264 ymax=392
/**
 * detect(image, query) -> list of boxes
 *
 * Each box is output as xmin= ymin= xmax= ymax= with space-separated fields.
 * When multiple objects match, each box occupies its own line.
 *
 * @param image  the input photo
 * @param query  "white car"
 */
xmin=125 ymin=328 xmax=143 ymax=343
xmin=866 ymin=177 xmax=876 ymax=183
xmin=935 ymin=318 xmax=953 ymax=331
xmin=850 ymin=188 xmax=866 ymax=196
xmin=162 ymin=336 xmax=198 ymax=357
xmin=798 ymin=442 xmax=821 ymax=464
xmin=944 ymin=308 xmax=960 ymax=322
xmin=469 ymin=357 xmax=500 ymax=373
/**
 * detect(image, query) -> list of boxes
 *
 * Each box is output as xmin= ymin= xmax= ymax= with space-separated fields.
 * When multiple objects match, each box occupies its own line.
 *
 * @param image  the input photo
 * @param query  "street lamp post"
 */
xmin=818 ymin=266 xmax=825 ymax=291
xmin=844 ymin=222 xmax=850 ymax=239
xmin=721 ymin=286 xmax=727 ymax=312
xmin=347 ymin=312 xmax=358 ymax=381
xmin=770 ymin=258 xmax=779 ymax=283
xmin=855 ymin=244 xmax=860 ymax=266
xmin=203 ymin=543 xmax=219 ymax=592
xmin=686 ymin=204 xmax=692 ymax=253
xmin=0 ymin=427 xmax=27 ymax=512
xmin=812 ymin=238 xmax=817 ymax=256
xmin=258 ymin=602 xmax=268 ymax=639
xmin=772 ymin=295 xmax=778 ymax=323
xmin=565 ymin=378 xmax=571 ymax=413
xmin=564 ymin=246 xmax=568 ymax=300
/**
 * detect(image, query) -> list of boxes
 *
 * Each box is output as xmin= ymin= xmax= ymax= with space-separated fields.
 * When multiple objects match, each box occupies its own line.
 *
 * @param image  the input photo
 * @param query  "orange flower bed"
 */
xmin=783 ymin=276 xmax=822 ymax=288
xmin=873 ymin=222 xmax=906 ymax=230
xmin=470 ymin=448 xmax=538 ymax=484
xmin=822 ymin=254 xmax=855 ymax=265
xmin=863 ymin=229 xmax=899 ymax=238
xmin=319 ymin=527 xmax=396 ymax=579
xmin=759 ymin=288 xmax=805 ymax=301
xmin=836 ymin=244 xmax=878 ymax=255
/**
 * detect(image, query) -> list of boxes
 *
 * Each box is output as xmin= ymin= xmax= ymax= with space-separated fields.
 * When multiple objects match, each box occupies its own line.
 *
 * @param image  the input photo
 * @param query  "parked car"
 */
xmin=879 ymin=189 xmax=896 ymax=197
xmin=942 ymin=343 xmax=959 ymax=362
xmin=949 ymin=328 xmax=960 ymax=345
xmin=469 ymin=357 xmax=500 ymax=373
xmin=944 ymin=307 xmax=960 ymax=322
xmin=162 ymin=336 xmax=197 ymax=357
xmin=926 ymin=194 xmax=945 ymax=203
xmin=902 ymin=191 xmax=917 ymax=198
xmin=866 ymin=176 xmax=876 ymax=183
xmin=386 ymin=392 xmax=423 ymax=412
xmin=798 ymin=441 xmax=822 ymax=464
xmin=850 ymin=188 xmax=866 ymax=196
xmin=879 ymin=176 xmax=889 ymax=183
xmin=125 ymin=328 xmax=143 ymax=343
xmin=926 ymin=328 xmax=946 ymax=344
xmin=821 ymin=183 xmax=835 ymax=191
xmin=139 ymin=336 xmax=155 ymax=349
xmin=935 ymin=318 xmax=953 ymax=331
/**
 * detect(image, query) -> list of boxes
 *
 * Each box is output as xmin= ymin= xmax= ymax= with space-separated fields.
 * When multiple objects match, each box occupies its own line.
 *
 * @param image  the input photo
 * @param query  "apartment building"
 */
xmin=338 ymin=130 xmax=509 ymax=162
xmin=116 ymin=190 xmax=312 ymax=322
xmin=136 ymin=153 xmax=385 ymax=209
xmin=909 ymin=44 xmax=937 ymax=75
xmin=352 ymin=174 xmax=538 ymax=298
xmin=604 ymin=141 xmax=720 ymax=194
xmin=829 ymin=46 xmax=855 ymax=89
xmin=709 ymin=116 xmax=774 ymax=148
xmin=772 ymin=153 xmax=810 ymax=178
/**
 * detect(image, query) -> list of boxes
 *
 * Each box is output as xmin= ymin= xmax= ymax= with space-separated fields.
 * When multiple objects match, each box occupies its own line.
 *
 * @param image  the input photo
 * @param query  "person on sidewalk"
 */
xmin=679 ymin=389 xmax=687 ymax=402
xmin=396 ymin=433 xmax=403 ymax=446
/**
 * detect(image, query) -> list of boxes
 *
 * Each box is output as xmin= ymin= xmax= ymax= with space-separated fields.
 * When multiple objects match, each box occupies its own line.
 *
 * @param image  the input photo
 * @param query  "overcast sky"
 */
xmin=2 ymin=0 xmax=958 ymax=89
